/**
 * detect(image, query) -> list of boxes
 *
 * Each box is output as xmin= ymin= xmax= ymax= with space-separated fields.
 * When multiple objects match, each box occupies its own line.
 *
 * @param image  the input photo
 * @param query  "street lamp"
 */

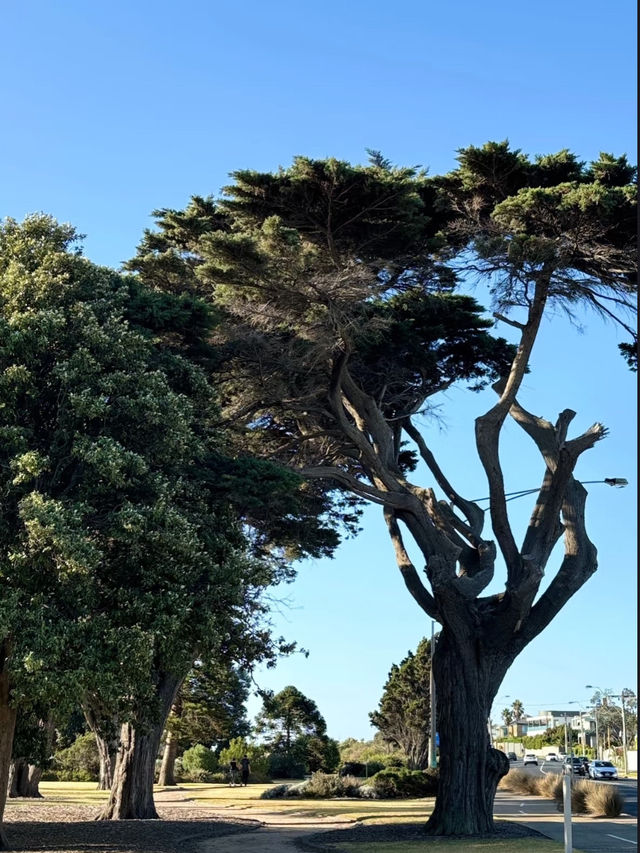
xmin=472 ymin=477 xmax=628 ymax=504
xmin=587 ymin=687 xmax=629 ymax=776
xmin=585 ymin=685 xmax=602 ymax=760
xmin=568 ymin=702 xmax=585 ymax=747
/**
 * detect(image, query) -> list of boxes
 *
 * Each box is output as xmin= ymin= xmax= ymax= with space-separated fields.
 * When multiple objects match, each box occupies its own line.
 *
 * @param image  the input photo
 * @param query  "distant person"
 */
xmin=229 ymin=758 xmax=239 ymax=786
xmin=240 ymin=754 xmax=251 ymax=786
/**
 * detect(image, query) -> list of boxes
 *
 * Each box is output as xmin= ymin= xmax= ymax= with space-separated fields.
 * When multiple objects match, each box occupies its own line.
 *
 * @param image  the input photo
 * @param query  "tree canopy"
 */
xmin=126 ymin=142 xmax=636 ymax=835
xmin=369 ymin=638 xmax=433 ymax=769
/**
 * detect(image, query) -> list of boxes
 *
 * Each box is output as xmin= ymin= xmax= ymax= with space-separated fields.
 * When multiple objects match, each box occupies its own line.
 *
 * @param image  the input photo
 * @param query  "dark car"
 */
xmin=563 ymin=756 xmax=586 ymax=775
xmin=507 ymin=752 xmax=518 ymax=761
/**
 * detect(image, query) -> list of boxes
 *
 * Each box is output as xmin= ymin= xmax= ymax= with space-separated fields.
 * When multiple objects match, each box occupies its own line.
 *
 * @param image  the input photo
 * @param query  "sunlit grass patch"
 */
xmin=330 ymin=841 xmax=585 ymax=852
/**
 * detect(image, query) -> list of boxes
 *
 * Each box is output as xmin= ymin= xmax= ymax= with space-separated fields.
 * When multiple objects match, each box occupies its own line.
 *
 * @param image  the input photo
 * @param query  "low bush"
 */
xmin=498 ymin=769 xmax=540 ymax=795
xmin=259 ymin=781 xmax=310 ymax=799
xmin=181 ymin=744 xmax=218 ymax=781
xmin=583 ymin=782 xmax=625 ymax=817
xmin=498 ymin=770 xmax=546 ymax=794
xmin=569 ymin=779 xmax=591 ymax=814
xmin=367 ymin=768 xmax=438 ymax=799
xmin=338 ymin=761 xmax=385 ymax=778
xmin=50 ymin=732 xmax=99 ymax=782
xmin=537 ymin=772 xmax=563 ymax=800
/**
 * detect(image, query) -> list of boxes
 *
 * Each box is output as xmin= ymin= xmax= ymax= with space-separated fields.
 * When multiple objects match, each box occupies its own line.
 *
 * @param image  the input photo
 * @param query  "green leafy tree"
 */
xmin=370 ymin=638 xmax=433 ymax=769
xmin=255 ymin=685 xmax=327 ymax=751
xmin=127 ymin=146 xmax=636 ymax=835
xmin=0 ymin=216 xmax=334 ymax=836
xmin=511 ymin=700 xmax=525 ymax=722
xmin=254 ymin=685 xmax=336 ymax=775
xmin=158 ymin=659 xmax=250 ymax=786
xmin=501 ymin=709 xmax=514 ymax=727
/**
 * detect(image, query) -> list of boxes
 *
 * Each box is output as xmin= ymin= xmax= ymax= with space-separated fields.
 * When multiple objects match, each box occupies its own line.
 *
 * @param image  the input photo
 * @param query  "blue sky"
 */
xmin=2 ymin=0 xmax=636 ymax=741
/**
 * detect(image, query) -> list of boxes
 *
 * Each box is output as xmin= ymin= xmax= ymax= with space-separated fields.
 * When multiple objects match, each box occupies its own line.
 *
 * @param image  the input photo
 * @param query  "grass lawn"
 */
xmin=330 ymin=843 xmax=582 ymax=852
xmin=26 ymin=782 xmax=589 ymax=851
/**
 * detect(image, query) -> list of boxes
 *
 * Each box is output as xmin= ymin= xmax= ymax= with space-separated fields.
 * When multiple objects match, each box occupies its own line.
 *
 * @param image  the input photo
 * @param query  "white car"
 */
xmin=545 ymin=752 xmax=558 ymax=762
xmin=588 ymin=760 xmax=618 ymax=780
xmin=523 ymin=753 xmax=538 ymax=766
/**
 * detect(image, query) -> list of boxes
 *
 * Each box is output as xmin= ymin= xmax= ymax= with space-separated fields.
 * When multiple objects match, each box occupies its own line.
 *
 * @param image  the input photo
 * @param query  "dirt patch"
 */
xmin=4 ymin=803 xmax=261 ymax=853
xmin=297 ymin=820 xmax=548 ymax=850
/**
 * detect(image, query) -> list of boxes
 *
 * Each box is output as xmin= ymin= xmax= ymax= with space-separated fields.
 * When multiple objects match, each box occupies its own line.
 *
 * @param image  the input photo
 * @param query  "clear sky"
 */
xmin=2 ymin=0 xmax=636 ymax=742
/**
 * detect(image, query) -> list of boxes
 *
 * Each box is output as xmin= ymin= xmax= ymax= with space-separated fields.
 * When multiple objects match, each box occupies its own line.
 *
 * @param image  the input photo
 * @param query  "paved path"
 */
xmin=195 ymin=811 xmax=352 ymax=853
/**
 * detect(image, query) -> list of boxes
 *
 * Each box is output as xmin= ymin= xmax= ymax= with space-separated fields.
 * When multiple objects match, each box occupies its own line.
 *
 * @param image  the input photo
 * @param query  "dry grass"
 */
xmin=536 ymin=773 xmax=563 ymax=800
xmin=497 ymin=770 xmax=539 ymax=795
xmin=583 ymin=781 xmax=625 ymax=817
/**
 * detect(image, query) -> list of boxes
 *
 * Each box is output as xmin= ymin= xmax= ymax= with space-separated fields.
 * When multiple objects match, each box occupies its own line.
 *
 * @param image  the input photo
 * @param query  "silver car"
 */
xmin=588 ymin=760 xmax=618 ymax=780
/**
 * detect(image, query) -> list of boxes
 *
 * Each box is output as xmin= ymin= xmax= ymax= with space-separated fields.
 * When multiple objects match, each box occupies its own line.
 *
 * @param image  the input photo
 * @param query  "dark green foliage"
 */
xmin=370 ymin=638 xmax=432 ymax=769
xmin=180 ymin=744 xmax=219 ymax=780
xmin=338 ymin=760 xmax=385 ymax=777
xmin=50 ymin=733 xmax=99 ymax=782
xmin=368 ymin=767 xmax=439 ymax=798
xmin=169 ymin=660 xmax=251 ymax=756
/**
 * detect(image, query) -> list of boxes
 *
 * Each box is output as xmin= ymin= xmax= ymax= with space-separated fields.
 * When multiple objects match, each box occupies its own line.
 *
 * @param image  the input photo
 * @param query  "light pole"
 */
xmin=585 ymin=685 xmax=607 ymax=761
xmin=472 ymin=477 xmax=628 ymax=504
xmin=568 ymin=702 xmax=585 ymax=748
xmin=620 ymin=692 xmax=628 ymax=777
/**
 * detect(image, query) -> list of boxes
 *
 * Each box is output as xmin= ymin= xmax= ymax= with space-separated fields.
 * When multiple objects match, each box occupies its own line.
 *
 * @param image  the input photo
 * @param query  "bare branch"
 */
xmin=384 ymin=507 xmax=439 ymax=619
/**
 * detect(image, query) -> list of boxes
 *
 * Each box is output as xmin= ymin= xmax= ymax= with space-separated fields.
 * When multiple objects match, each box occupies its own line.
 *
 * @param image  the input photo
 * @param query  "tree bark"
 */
xmin=9 ymin=762 xmax=43 ymax=798
xmin=425 ymin=629 xmax=510 ymax=835
xmin=157 ymin=727 xmax=178 ymax=787
xmin=96 ymin=731 xmax=117 ymax=791
xmin=83 ymin=706 xmax=119 ymax=790
xmin=98 ymin=671 xmax=183 ymax=820
xmin=0 ymin=643 xmax=18 ymax=849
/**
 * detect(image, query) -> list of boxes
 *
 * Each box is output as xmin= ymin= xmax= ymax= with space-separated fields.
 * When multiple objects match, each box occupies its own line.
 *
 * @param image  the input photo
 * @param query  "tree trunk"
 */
xmin=425 ymin=629 xmax=510 ymax=835
xmin=98 ymin=672 xmax=183 ymax=820
xmin=9 ymin=763 xmax=43 ymax=798
xmin=0 ymin=643 xmax=18 ymax=850
xmin=83 ymin=705 xmax=119 ymax=790
xmin=157 ymin=727 xmax=178 ymax=787
xmin=96 ymin=731 xmax=117 ymax=790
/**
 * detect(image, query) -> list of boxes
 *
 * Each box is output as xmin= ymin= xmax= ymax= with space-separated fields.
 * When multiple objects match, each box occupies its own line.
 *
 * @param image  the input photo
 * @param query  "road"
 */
xmin=501 ymin=758 xmax=638 ymax=851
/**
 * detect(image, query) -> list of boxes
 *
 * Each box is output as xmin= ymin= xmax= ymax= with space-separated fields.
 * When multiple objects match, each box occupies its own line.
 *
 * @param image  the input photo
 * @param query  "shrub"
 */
xmin=181 ymin=744 xmax=218 ymax=780
xmin=267 ymin=751 xmax=306 ymax=779
xmin=537 ymin=772 xmax=564 ymax=800
xmin=50 ymin=732 xmax=99 ymax=782
xmin=569 ymin=779 xmax=591 ymax=814
xmin=368 ymin=768 xmax=438 ymax=799
xmin=259 ymin=781 xmax=310 ymax=799
xmin=338 ymin=761 xmax=385 ymax=778
xmin=497 ymin=769 xmax=539 ymax=795
xmin=219 ymin=738 xmax=270 ymax=782
xmin=584 ymin=782 xmax=624 ymax=817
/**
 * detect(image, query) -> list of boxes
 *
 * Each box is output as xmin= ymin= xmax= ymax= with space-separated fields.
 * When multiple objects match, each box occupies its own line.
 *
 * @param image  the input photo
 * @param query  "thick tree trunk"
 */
xmin=157 ymin=727 xmax=178 ymax=787
xmin=9 ymin=762 xmax=43 ymax=798
xmin=96 ymin=732 xmax=117 ymax=791
xmin=83 ymin=706 xmax=119 ymax=790
xmin=425 ymin=629 xmax=510 ymax=835
xmin=0 ymin=645 xmax=18 ymax=850
xmin=98 ymin=672 xmax=183 ymax=820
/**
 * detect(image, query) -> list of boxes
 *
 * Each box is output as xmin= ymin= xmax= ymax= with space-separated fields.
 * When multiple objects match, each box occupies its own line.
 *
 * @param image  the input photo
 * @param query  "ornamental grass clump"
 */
xmin=537 ymin=772 xmax=564 ymax=800
xmin=583 ymin=782 xmax=624 ymax=817
xmin=498 ymin=769 xmax=540 ymax=795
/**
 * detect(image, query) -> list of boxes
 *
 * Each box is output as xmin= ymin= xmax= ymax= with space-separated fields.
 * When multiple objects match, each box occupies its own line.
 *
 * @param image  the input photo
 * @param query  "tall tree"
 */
xmin=255 ymin=685 xmax=327 ymax=752
xmin=128 ymin=146 xmax=636 ymax=835
xmin=369 ymin=638 xmax=432 ymax=769
xmin=0 ymin=216 xmax=338 ymax=837
xmin=158 ymin=659 xmax=250 ymax=786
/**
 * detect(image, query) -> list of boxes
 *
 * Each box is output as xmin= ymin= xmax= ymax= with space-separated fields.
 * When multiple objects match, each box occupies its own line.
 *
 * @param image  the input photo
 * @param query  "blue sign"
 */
xmin=435 ymin=732 xmax=439 ymax=747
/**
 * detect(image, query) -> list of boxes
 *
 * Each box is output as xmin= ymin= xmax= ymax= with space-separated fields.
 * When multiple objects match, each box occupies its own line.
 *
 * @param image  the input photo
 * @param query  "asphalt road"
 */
xmin=502 ymin=759 xmax=638 ymax=851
